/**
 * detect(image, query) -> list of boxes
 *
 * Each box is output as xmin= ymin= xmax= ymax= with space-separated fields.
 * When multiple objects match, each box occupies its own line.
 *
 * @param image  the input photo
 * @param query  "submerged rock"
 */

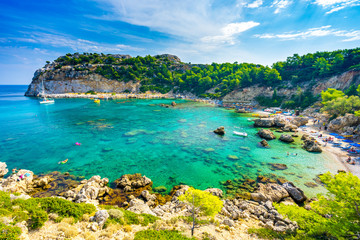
xmin=227 ymin=155 xmax=239 ymax=160
xmin=269 ymin=163 xmax=288 ymax=171
xmin=257 ymin=129 xmax=276 ymax=140
xmin=213 ymin=126 xmax=225 ymax=135
xmin=259 ymin=139 xmax=270 ymax=148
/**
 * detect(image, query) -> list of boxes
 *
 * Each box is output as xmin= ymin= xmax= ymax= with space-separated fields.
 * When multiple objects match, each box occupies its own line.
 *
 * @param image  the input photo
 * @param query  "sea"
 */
xmin=0 ymin=85 xmax=344 ymax=196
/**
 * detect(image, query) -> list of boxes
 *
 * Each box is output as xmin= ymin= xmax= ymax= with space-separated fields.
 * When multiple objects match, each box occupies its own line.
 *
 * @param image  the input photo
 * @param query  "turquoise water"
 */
xmin=0 ymin=85 xmax=344 ymax=196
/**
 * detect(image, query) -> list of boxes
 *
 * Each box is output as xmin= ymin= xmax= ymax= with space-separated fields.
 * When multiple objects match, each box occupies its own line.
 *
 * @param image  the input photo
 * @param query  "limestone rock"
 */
xmin=214 ymin=126 xmax=225 ymax=135
xmin=0 ymin=162 xmax=8 ymax=178
xmin=1 ymin=169 xmax=34 ymax=194
xmin=73 ymin=175 xmax=110 ymax=203
xmin=171 ymin=101 xmax=176 ymax=106
xmin=115 ymin=173 xmax=152 ymax=192
xmin=303 ymin=139 xmax=322 ymax=152
xmin=260 ymin=139 xmax=270 ymax=148
xmin=282 ymin=124 xmax=298 ymax=132
xmin=251 ymin=183 xmax=289 ymax=203
xmin=258 ymin=129 xmax=276 ymax=140
xmin=279 ymin=134 xmax=294 ymax=143
xmin=204 ymin=188 xmax=223 ymax=198
xmin=282 ymin=182 xmax=307 ymax=203
xmin=254 ymin=118 xmax=275 ymax=128
xmin=90 ymin=210 xmax=109 ymax=228
xmin=328 ymin=113 xmax=360 ymax=133
xmin=274 ymin=118 xmax=286 ymax=127
xmin=127 ymin=198 xmax=156 ymax=216
xmin=290 ymin=117 xmax=308 ymax=127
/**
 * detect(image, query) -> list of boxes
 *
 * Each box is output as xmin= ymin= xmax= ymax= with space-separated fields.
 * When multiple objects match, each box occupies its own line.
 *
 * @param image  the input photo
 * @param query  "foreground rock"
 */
xmin=1 ymin=169 xmax=34 ymax=194
xmin=257 ymin=129 xmax=276 ymax=140
xmin=250 ymin=183 xmax=289 ymax=203
xmin=115 ymin=173 xmax=152 ymax=192
xmin=62 ymin=175 xmax=110 ymax=204
xmin=282 ymin=182 xmax=307 ymax=203
xmin=279 ymin=134 xmax=294 ymax=143
xmin=222 ymin=199 xmax=298 ymax=232
xmin=90 ymin=210 xmax=109 ymax=229
xmin=0 ymin=162 xmax=8 ymax=178
xmin=214 ymin=126 xmax=225 ymax=135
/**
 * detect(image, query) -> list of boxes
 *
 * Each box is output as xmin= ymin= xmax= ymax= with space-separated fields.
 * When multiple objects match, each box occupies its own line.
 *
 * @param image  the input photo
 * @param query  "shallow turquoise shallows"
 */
xmin=0 ymin=85 xmax=343 ymax=196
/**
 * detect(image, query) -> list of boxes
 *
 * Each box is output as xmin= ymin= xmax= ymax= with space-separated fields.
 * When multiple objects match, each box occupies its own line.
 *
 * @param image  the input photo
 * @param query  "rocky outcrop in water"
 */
xmin=257 ymin=129 xmax=276 ymax=140
xmin=214 ymin=126 xmax=225 ymax=135
xmin=254 ymin=118 xmax=274 ymax=128
xmin=302 ymin=135 xmax=322 ymax=152
xmin=250 ymin=183 xmax=289 ymax=203
xmin=260 ymin=139 xmax=270 ymax=148
xmin=279 ymin=134 xmax=294 ymax=143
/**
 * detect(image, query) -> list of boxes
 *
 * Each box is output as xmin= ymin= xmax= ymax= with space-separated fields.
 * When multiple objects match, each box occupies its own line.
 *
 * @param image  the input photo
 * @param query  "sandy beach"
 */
xmin=296 ymin=121 xmax=360 ymax=178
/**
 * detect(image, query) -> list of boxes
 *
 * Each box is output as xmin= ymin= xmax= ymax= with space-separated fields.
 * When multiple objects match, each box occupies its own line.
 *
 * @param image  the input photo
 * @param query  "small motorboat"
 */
xmin=233 ymin=131 xmax=248 ymax=137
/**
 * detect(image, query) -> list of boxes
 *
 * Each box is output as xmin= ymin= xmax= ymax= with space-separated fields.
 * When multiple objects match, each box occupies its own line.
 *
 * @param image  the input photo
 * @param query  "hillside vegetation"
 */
xmin=47 ymin=48 xmax=360 ymax=105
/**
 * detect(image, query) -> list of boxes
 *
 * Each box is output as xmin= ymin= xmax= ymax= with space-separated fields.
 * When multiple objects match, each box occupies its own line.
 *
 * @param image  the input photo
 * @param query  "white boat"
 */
xmin=233 ymin=131 xmax=248 ymax=137
xmin=39 ymin=79 xmax=54 ymax=104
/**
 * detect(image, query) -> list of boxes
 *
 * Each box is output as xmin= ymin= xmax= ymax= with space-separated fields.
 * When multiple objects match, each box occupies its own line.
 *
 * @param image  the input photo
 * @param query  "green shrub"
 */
xmin=134 ymin=230 xmax=196 ymax=240
xmin=28 ymin=209 xmax=48 ymax=230
xmin=103 ymin=206 xmax=158 ymax=226
xmin=247 ymin=227 xmax=295 ymax=239
xmin=0 ymin=222 xmax=22 ymax=240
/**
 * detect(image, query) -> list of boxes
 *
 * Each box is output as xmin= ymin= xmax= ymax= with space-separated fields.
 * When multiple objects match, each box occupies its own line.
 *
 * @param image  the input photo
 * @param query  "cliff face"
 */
xmin=25 ymin=65 xmax=140 ymax=96
xmin=222 ymin=70 xmax=360 ymax=103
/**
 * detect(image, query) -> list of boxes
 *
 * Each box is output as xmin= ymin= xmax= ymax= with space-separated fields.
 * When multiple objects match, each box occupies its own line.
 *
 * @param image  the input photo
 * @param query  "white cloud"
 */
xmin=247 ymin=0 xmax=263 ymax=8
xmin=91 ymin=0 xmax=252 ymax=45
xmin=255 ymin=25 xmax=360 ymax=41
xmin=272 ymin=0 xmax=292 ymax=14
xmin=201 ymin=21 xmax=260 ymax=45
xmin=313 ymin=0 xmax=360 ymax=14
xmin=8 ymin=32 xmax=142 ymax=53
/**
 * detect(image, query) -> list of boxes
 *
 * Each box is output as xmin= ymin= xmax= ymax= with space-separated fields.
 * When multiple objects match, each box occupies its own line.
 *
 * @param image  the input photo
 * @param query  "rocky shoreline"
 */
xmin=0 ymin=161 xmax=314 ymax=239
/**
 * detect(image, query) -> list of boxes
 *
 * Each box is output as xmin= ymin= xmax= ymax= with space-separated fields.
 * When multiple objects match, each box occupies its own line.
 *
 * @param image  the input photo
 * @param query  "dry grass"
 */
xmin=100 ymin=223 xmax=122 ymax=238
xmin=57 ymin=222 xmax=79 ymax=238
xmin=123 ymin=225 xmax=132 ymax=232
xmin=82 ymin=231 xmax=97 ymax=240
xmin=82 ymin=213 xmax=91 ymax=221
xmin=62 ymin=217 xmax=75 ymax=224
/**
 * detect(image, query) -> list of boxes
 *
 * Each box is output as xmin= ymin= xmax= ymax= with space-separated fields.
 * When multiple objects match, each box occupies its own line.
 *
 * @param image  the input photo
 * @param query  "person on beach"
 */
xmin=347 ymin=156 xmax=352 ymax=163
xmin=12 ymin=168 xmax=17 ymax=174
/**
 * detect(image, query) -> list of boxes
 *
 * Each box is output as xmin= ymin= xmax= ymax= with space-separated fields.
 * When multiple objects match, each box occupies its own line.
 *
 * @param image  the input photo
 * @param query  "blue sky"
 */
xmin=1 ymin=0 xmax=360 ymax=84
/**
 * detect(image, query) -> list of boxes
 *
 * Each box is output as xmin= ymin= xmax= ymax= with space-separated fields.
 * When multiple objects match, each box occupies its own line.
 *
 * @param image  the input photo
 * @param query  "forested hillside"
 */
xmin=51 ymin=48 xmax=360 ymax=98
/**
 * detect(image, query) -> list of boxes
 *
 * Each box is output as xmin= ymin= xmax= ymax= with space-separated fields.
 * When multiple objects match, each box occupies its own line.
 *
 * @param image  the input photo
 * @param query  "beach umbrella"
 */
xmin=350 ymin=143 xmax=360 ymax=147
xmin=336 ymin=136 xmax=345 ymax=139
xmin=342 ymin=139 xmax=353 ymax=143
xmin=329 ymin=133 xmax=339 ymax=136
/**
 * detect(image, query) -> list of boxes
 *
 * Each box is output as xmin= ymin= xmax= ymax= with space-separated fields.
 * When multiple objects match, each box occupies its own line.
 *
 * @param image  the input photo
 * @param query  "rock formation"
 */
xmin=282 ymin=182 xmax=307 ymax=203
xmin=260 ymin=139 xmax=270 ymax=148
xmin=115 ymin=173 xmax=152 ymax=192
xmin=0 ymin=162 xmax=8 ymax=178
xmin=257 ymin=129 xmax=276 ymax=140
xmin=279 ymin=134 xmax=294 ymax=143
xmin=213 ymin=126 xmax=225 ymax=135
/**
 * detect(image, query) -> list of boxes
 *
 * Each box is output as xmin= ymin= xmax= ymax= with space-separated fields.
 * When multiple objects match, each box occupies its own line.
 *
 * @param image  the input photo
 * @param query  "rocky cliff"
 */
xmin=222 ymin=70 xmax=360 ymax=103
xmin=25 ymin=67 xmax=140 ymax=96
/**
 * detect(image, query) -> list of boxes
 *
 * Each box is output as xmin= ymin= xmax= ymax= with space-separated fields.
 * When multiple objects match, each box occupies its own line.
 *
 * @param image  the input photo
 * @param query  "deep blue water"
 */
xmin=0 ymin=85 xmax=344 ymax=196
